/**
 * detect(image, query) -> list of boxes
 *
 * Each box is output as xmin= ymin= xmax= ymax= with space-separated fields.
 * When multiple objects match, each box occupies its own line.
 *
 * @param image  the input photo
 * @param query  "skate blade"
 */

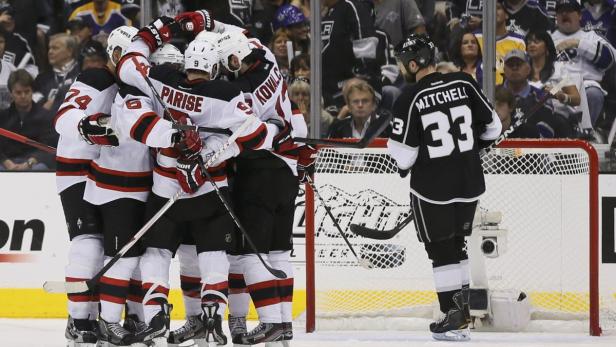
xmin=432 ymin=328 xmax=470 ymax=341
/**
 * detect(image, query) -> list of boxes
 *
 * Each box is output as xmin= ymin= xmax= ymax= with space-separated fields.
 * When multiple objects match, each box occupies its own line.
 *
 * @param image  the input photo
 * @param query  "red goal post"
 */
xmin=304 ymin=138 xmax=603 ymax=336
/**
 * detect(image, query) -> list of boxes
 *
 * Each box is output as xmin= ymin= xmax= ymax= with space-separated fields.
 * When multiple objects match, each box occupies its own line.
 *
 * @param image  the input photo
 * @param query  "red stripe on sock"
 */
xmin=203 ymin=281 xmax=228 ymax=291
xmin=229 ymin=288 xmax=248 ymax=294
xmin=253 ymin=297 xmax=281 ymax=308
xmin=180 ymin=275 xmax=201 ymax=283
xmin=100 ymin=293 xmax=127 ymax=305
xmin=68 ymin=295 xmax=92 ymax=302
xmin=247 ymin=280 xmax=277 ymax=291
xmin=100 ymin=276 xmax=130 ymax=286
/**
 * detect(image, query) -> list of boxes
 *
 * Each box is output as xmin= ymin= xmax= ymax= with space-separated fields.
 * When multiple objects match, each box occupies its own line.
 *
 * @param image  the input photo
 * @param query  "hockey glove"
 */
xmin=176 ymin=156 xmax=206 ymax=194
xmin=173 ymin=129 xmax=203 ymax=161
xmin=78 ymin=113 xmax=119 ymax=146
xmin=268 ymin=116 xmax=296 ymax=154
xmin=297 ymin=145 xmax=317 ymax=184
xmin=175 ymin=10 xmax=214 ymax=34
xmin=136 ymin=16 xmax=181 ymax=51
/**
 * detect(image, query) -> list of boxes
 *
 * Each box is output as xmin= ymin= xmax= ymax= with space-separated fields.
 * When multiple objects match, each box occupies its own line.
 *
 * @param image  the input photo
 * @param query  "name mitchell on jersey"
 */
xmin=415 ymin=84 xmax=469 ymax=112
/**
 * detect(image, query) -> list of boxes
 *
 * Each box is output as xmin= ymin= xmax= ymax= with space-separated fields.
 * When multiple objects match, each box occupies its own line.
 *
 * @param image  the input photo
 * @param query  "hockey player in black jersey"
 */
xmin=387 ymin=34 xmax=502 ymax=341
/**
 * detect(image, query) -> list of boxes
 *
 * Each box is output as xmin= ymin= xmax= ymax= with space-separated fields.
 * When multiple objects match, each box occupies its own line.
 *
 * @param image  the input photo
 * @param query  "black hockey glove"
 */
xmin=136 ymin=16 xmax=181 ymax=51
xmin=78 ymin=113 xmax=119 ymax=146
xmin=297 ymin=145 xmax=317 ymax=184
xmin=267 ymin=115 xmax=295 ymax=154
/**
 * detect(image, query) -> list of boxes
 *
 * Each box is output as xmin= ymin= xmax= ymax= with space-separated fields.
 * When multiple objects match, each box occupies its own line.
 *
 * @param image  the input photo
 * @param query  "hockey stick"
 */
xmin=294 ymin=112 xmax=392 ymax=148
xmin=306 ymin=175 xmax=374 ymax=269
xmin=201 ymin=169 xmax=287 ymax=279
xmin=0 ymin=128 xmax=57 ymax=154
xmin=171 ymin=123 xmax=232 ymax=135
xmin=43 ymin=118 xmax=256 ymax=294
xmin=348 ymin=77 xmax=571 ymax=240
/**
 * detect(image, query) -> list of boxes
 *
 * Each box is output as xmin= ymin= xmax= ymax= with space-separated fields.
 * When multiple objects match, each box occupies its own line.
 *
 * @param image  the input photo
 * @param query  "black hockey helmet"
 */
xmin=394 ymin=33 xmax=436 ymax=71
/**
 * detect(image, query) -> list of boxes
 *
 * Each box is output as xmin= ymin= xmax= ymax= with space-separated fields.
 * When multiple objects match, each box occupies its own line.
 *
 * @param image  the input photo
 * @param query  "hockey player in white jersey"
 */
xmin=115 ymin=16 xmax=277 ymax=346
xmin=171 ymin=15 xmax=313 ymax=344
xmin=53 ymin=25 xmax=126 ymax=347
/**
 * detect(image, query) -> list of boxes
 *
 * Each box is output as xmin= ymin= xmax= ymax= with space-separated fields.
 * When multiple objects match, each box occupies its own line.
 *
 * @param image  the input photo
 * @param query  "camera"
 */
xmin=477 ymin=228 xmax=508 ymax=258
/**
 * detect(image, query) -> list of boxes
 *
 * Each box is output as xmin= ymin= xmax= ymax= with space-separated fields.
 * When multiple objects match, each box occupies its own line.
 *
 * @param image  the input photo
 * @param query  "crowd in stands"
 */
xmin=0 ymin=0 xmax=615 ymax=172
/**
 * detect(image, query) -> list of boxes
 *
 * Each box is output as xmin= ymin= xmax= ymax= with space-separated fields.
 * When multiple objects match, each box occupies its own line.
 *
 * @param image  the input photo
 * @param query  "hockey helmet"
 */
xmin=217 ymin=31 xmax=252 ymax=73
xmin=150 ymin=43 xmax=184 ymax=66
xmin=195 ymin=31 xmax=221 ymax=44
xmin=273 ymin=4 xmax=307 ymax=30
xmin=106 ymin=25 xmax=138 ymax=65
xmin=394 ymin=33 xmax=436 ymax=71
xmin=185 ymin=39 xmax=220 ymax=79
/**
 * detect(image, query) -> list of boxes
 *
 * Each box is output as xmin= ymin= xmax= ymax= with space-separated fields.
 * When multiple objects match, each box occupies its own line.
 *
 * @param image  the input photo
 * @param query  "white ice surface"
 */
xmin=1 ymin=319 xmax=616 ymax=347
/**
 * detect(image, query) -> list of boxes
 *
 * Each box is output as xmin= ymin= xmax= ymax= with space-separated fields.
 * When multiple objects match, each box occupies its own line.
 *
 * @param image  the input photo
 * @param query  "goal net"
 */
xmin=304 ymin=139 xmax=614 ymax=336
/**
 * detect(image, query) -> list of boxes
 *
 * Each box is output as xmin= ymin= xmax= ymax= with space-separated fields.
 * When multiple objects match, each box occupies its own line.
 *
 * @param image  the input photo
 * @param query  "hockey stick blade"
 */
xmin=43 ymin=280 xmax=89 ymax=294
xmin=349 ymin=213 xmax=414 ymax=240
xmin=295 ymin=112 xmax=392 ymax=148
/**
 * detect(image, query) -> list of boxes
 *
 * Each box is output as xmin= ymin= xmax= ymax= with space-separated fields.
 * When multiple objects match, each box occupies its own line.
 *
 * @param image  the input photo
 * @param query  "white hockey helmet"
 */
xmin=149 ymin=43 xmax=184 ymax=66
xmin=217 ymin=31 xmax=252 ymax=72
xmin=195 ymin=31 xmax=221 ymax=44
xmin=106 ymin=25 xmax=138 ymax=65
xmin=184 ymin=39 xmax=220 ymax=78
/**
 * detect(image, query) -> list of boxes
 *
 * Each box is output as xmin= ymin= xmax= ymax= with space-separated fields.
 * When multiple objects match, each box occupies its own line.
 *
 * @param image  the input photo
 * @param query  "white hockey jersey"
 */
xmin=116 ymin=39 xmax=273 ymax=199
xmin=54 ymin=67 xmax=116 ymax=193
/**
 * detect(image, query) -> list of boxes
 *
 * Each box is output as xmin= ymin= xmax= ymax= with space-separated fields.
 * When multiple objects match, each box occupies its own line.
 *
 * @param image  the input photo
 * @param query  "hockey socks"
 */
xmin=269 ymin=250 xmax=294 ymax=323
xmin=99 ymin=256 xmax=139 ymax=323
xmin=65 ymin=234 xmax=104 ymax=320
xmin=228 ymin=254 xmax=251 ymax=318
xmin=140 ymin=247 xmax=172 ymax=324
xmin=241 ymin=254 xmax=282 ymax=324
xmin=177 ymin=244 xmax=202 ymax=317
xmin=198 ymin=251 xmax=230 ymax=316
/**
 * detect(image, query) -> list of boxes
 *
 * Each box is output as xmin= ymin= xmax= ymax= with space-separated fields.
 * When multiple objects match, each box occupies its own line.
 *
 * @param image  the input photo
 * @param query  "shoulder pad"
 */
xmin=76 ymin=68 xmax=115 ymax=91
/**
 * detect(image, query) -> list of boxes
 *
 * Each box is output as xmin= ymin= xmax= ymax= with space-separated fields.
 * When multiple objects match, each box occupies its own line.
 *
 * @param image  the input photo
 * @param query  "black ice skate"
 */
xmin=430 ymin=292 xmax=470 ymax=341
xmin=201 ymin=303 xmax=227 ymax=346
xmin=282 ymin=322 xmax=293 ymax=347
xmin=122 ymin=314 xmax=147 ymax=335
xmin=167 ymin=314 xmax=205 ymax=346
xmin=97 ymin=316 xmax=136 ymax=346
xmin=65 ymin=316 xmax=98 ymax=346
xmin=134 ymin=303 xmax=171 ymax=346
xmin=228 ymin=315 xmax=248 ymax=346
xmin=233 ymin=322 xmax=284 ymax=345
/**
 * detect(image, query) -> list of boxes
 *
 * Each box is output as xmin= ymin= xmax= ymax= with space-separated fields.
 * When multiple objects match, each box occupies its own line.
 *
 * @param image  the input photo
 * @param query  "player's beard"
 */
xmin=398 ymin=61 xmax=416 ymax=83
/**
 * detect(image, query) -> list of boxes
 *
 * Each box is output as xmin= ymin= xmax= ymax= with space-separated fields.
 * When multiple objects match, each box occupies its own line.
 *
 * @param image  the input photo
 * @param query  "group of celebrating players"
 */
xmin=56 ymin=8 xmax=312 ymax=347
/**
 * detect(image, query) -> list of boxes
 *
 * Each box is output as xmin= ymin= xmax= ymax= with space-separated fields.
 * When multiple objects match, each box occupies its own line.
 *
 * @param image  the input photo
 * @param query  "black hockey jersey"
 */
xmin=387 ymin=71 xmax=501 ymax=204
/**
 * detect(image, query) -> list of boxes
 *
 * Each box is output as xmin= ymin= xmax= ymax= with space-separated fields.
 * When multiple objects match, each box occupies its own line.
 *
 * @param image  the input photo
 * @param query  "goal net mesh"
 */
xmin=309 ymin=141 xmax=615 ymax=332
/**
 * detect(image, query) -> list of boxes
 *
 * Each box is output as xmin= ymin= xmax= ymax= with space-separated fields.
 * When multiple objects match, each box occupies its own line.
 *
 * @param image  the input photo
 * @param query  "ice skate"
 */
xmin=228 ymin=315 xmax=249 ymax=347
xmin=96 ymin=316 xmax=136 ymax=346
xmin=123 ymin=314 xmax=147 ymax=335
xmin=233 ymin=322 xmax=284 ymax=345
xmin=281 ymin=322 xmax=293 ymax=347
xmin=66 ymin=316 xmax=98 ymax=346
xmin=134 ymin=303 xmax=171 ymax=347
xmin=167 ymin=315 xmax=205 ymax=346
xmin=430 ymin=293 xmax=470 ymax=341
xmin=201 ymin=303 xmax=227 ymax=346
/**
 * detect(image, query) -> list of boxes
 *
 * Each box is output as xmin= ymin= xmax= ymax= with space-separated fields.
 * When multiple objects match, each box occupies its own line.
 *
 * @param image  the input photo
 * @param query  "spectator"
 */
xmin=121 ymin=0 xmax=141 ymax=28
xmin=290 ymin=52 xmax=310 ymax=81
xmin=252 ymin=0 xmax=284 ymax=44
xmin=525 ymin=29 xmax=582 ymax=128
xmin=68 ymin=0 xmax=130 ymax=37
xmin=157 ymin=0 xmax=184 ymax=17
xmin=415 ymin=0 xmax=436 ymax=25
xmin=373 ymin=0 xmax=426 ymax=47
xmin=476 ymin=1 xmax=526 ymax=84
xmin=322 ymin=0 xmax=380 ymax=114
xmin=581 ymin=0 xmax=616 ymax=48
xmin=33 ymin=33 xmax=80 ymax=115
xmin=501 ymin=49 xmax=573 ymax=137
xmin=551 ymin=0 xmax=615 ymax=127
xmin=67 ymin=17 xmax=93 ymax=47
xmin=0 ymin=3 xmax=38 ymax=78
xmin=184 ymin=0 xmax=252 ymax=32
xmin=269 ymin=28 xmax=292 ymax=80
xmin=540 ymin=0 xmax=558 ymax=25
xmin=503 ymin=0 xmax=552 ymax=34
xmin=328 ymin=78 xmax=391 ymax=138
xmin=288 ymin=76 xmax=335 ymax=138
xmin=0 ymin=27 xmax=16 ymax=110
xmin=290 ymin=0 xmax=310 ymax=18
xmin=0 ymin=69 xmax=56 ymax=171
xmin=9 ymin=0 xmax=55 ymax=74
xmin=79 ymin=39 xmax=107 ymax=70
xmin=273 ymin=4 xmax=309 ymax=55
xmin=450 ymin=30 xmax=483 ymax=84
xmin=495 ymin=84 xmax=540 ymax=137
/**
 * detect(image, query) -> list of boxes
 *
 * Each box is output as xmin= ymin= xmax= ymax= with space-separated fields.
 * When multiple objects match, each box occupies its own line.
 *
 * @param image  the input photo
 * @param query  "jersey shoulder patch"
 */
xmin=76 ymin=67 xmax=115 ymax=91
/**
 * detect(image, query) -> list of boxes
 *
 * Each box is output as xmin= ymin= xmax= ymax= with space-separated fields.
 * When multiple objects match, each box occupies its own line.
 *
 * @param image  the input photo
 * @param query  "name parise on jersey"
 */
xmin=389 ymin=71 xmax=500 ymax=204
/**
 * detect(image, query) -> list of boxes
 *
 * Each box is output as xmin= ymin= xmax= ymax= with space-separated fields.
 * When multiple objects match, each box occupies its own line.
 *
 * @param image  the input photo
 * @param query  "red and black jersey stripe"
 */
xmin=143 ymin=282 xmax=170 ymax=306
xmin=180 ymin=275 xmax=201 ymax=299
xmin=127 ymin=278 xmax=143 ymax=303
xmin=88 ymin=162 xmax=152 ymax=192
xmin=228 ymin=273 xmax=247 ymax=294
xmin=66 ymin=277 xmax=96 ymax=302
xmin=99 ymin=276 xmax=130 ymax=305
xmin=130 ymin=112 xmax=161 ymax=144
xmin=278 ymin=278 xmax=294 ymax=303
xmin=247 ymin=280 xmax=280 ymax=308
xmin=236 ymin=123 xmax=267 ymax=151
xmin=56 ymin=157 xmax=91 ymax=176
xmin=202 ymin=281 xmax=229 ymax=304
